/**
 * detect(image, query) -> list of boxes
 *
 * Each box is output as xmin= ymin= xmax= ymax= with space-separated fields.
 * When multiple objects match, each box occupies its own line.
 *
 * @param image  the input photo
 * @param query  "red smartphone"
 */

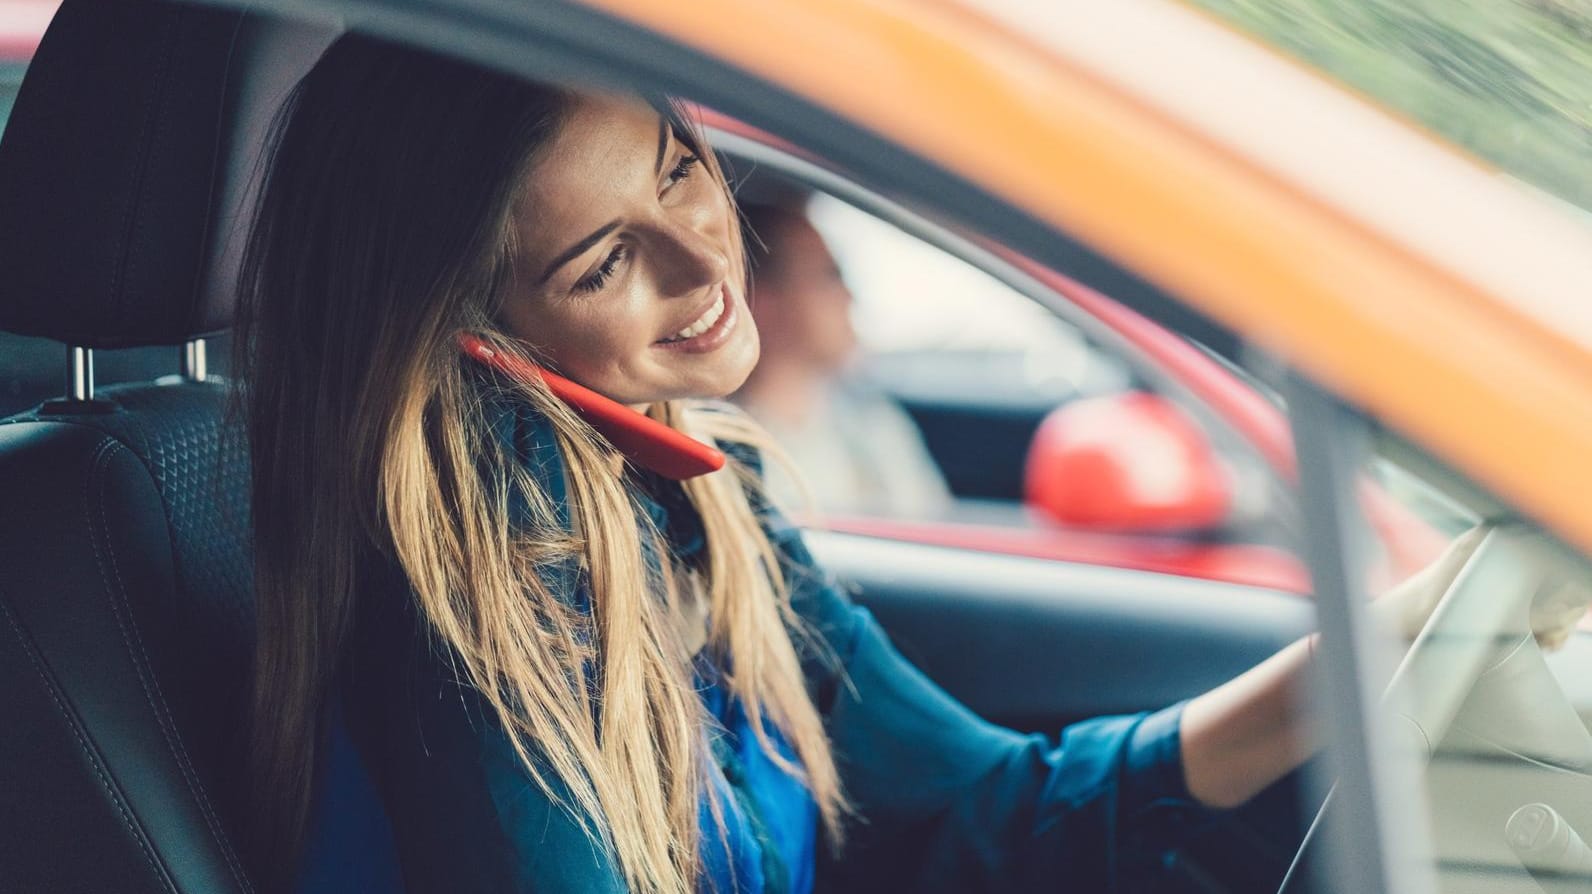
xmin=458 ymin=333 xmax=726 ymax=480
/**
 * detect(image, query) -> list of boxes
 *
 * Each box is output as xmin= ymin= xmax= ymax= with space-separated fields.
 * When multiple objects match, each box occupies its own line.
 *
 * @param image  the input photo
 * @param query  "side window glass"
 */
xmin=734 ymin=188 xmax=1124 ymax=524
xmin=732 ymin=183 xmax=1294 ymax=567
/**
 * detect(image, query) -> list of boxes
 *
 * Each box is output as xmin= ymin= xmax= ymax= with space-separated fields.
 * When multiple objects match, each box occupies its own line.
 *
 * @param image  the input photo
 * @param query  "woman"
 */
xmin=236 ymin=32 xmax=1426 ymax=894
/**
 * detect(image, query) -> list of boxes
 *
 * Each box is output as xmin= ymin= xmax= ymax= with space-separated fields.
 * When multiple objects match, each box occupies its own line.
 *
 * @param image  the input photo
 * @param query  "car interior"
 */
xmin=11 ymin=2 xmax=1591 ymax=894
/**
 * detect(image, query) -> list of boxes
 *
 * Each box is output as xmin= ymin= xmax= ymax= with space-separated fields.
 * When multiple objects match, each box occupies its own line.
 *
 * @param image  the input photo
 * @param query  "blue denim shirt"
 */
xmin=308 ymin=394 xmax=1214 ymax=893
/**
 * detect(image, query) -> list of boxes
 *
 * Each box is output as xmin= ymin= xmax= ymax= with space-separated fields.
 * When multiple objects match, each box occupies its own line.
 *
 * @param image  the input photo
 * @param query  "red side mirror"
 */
xmin=1024 ymin=392 xmax=1231 ymax=532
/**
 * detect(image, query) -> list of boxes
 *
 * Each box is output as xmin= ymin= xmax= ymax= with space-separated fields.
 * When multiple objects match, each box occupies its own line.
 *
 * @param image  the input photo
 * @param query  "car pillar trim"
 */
xmin=1286 ymin=375 xmax=1437 ymax=894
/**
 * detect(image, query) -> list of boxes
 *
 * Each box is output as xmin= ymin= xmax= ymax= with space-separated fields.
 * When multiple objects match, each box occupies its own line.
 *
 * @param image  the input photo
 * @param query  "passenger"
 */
xmin=235 ymin=32 xmax=1491 ymax=894
xmin=735 ymin=201 xmax=951 ymax=517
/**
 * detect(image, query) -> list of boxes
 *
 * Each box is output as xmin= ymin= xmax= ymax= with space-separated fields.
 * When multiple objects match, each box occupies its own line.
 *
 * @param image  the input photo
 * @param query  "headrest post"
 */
xmin=182 ymin=338 xmax=209 ymax=383
xmin=67 ymin=346 xmax=95 ymax=401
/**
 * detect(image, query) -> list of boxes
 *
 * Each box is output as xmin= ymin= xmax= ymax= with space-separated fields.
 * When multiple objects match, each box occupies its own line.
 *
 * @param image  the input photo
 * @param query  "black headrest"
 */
xmin=0 ymin=0 xmax=336 ymax=349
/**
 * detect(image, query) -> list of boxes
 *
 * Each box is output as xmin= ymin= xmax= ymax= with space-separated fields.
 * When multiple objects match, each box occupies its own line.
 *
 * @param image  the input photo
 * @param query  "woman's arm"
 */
xmin=761 ymin=517 xmax=1214 ymax=891
xmin=1180 ymin=634 xmax=1317 ymax=809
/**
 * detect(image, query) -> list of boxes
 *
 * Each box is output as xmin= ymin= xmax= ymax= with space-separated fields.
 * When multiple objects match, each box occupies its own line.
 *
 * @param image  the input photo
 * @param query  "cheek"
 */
xmin=506 ymin=292 xmax=630 ymax=363
xmin=532 ymin=291 xmax=667 ymax=395
xmin=541 ymin=307 xmax=641 ymax=372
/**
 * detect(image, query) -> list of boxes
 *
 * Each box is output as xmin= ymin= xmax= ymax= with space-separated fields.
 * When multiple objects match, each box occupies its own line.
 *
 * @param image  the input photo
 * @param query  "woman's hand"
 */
xmin=1526 ymin=565 xmax=1592 ymax=652
xmin=1370 ymin=524 xmax=1488 ymax=641
xmin=1372 ymin=524 xmax=1591 ymax=652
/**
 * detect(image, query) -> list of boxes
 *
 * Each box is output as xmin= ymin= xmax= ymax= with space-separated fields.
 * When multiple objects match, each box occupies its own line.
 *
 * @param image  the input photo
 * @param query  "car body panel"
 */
xmin=818 ymin=516 xmax=1309 ymax=593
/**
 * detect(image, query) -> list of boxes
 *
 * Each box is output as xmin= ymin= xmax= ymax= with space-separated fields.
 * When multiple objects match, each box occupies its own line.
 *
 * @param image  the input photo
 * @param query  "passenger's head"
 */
xmin=236 ymin=33 xmax=840 ymax=894
xmin=743 ymin=201 xmax=857 ymax=376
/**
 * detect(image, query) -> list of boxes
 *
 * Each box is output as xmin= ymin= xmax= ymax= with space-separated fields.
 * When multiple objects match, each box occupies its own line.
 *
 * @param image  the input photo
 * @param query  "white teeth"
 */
xmin=673 ymin=294 xmax=725 ymax=340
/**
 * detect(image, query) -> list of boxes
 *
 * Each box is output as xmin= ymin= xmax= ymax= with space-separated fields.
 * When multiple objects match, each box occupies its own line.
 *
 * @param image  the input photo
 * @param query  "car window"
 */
xmin=1188 ymin=0 xmax=1592 ymax=217
xmin=1365 ymin=456 xmax=1475 ymax=540
xmin=726 ymin=159 xmax=1297 ymax=562
xmin=1 ymin=0 xmax=59 ymax=137
xmin=734 ymin=185 xmax=1117 ymax=522
xmin=1389 ymin=524 xmax=1592 ymax=894
xmin=798 ymin=192 xmax=1131 ymax=518
xmin=1342 ymin=425 xmax=1592 ymax=892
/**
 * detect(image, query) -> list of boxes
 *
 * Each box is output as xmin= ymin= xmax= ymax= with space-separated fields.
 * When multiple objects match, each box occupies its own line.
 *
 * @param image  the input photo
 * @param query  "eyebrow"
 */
xmin=538 ymin=118 xmax=673 ymax=287
xmin=539 ymin=220 xmax=620 ymax=286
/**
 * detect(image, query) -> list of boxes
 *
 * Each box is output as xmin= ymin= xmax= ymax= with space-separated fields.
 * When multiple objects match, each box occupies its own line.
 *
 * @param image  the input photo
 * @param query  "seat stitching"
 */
xmin=0 ymin=594 xmax=178 ymax=894
xmin=86 ymin=439 xmax=255 ymax=892
xmin=0 ymin=436 xmax=182 ymax=891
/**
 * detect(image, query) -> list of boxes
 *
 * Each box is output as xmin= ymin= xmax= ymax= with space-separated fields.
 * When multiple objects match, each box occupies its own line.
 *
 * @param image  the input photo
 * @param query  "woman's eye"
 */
xmin=664 ymin=154 xmax=700 ymax=190
xmin=574 ymin=243 xmax=627 ymax=294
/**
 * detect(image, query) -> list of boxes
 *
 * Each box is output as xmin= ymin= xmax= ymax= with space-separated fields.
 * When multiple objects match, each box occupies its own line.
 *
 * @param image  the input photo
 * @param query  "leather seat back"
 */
xmin=0 ymin=1 xmax=337 ymax=890
xmin=0 ymin=393 xmax=255 ymax=893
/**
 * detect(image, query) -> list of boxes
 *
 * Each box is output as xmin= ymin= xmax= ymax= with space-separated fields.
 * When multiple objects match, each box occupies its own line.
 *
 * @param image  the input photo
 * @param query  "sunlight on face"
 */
xmin=499 ymin=92 xmax=758 ymax=406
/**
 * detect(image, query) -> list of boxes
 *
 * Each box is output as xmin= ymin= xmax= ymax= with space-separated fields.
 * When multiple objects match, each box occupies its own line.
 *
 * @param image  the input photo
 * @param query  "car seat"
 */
xmin=0 ymin=1 xmax=358 ymax=890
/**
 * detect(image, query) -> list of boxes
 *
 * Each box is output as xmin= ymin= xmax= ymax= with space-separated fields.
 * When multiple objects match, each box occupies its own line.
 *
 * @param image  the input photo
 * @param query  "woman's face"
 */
xmin=499 ymin=93 xmax=758 ymax=407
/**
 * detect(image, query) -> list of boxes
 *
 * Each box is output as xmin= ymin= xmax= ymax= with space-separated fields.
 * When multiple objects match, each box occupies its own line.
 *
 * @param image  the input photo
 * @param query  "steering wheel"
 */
xmin=1276 ymin=526 xmax=1546 ymax=893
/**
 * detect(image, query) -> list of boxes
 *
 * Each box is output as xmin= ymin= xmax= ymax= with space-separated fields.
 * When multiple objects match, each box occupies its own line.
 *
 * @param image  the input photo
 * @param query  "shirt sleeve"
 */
xmin=758 ymin=502 xmax=1219 ymax=892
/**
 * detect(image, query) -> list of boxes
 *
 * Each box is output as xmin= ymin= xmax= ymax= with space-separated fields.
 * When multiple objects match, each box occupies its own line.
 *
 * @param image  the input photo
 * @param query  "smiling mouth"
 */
xmin=657 ymin=288 xmax=728 ymax=344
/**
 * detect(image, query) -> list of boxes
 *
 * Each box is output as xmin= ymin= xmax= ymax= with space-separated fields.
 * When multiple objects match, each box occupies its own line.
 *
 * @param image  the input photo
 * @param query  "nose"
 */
xmin=649 ymin=208 xmax=730 ymax=298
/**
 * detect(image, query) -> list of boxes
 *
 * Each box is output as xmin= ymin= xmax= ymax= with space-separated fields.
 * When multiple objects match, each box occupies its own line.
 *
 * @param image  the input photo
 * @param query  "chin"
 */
xmin=695 ymin=335 xmax=760 ymax=399
xmin=716 ymin=353 xmax=760 ymax=398
xmin=678 ymin=368 xmax=753 ymax=402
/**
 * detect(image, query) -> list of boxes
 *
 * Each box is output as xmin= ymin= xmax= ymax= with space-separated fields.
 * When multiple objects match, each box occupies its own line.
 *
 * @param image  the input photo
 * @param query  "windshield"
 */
xmin=1350 ymin=428 xmax=1592 ymax=892
xmin=1187 ymin=0 xmax=1592 ymax=217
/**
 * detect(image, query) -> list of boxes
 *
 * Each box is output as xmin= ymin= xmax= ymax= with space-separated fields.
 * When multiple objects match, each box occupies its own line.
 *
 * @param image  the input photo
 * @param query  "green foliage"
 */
xmin=1188 ymin=0 xmax=1592 ymax=213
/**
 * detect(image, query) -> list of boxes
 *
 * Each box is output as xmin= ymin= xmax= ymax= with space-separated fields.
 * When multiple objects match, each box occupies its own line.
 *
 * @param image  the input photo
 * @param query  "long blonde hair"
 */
xmin=236 ymin=33 xmax=844 ymax=894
